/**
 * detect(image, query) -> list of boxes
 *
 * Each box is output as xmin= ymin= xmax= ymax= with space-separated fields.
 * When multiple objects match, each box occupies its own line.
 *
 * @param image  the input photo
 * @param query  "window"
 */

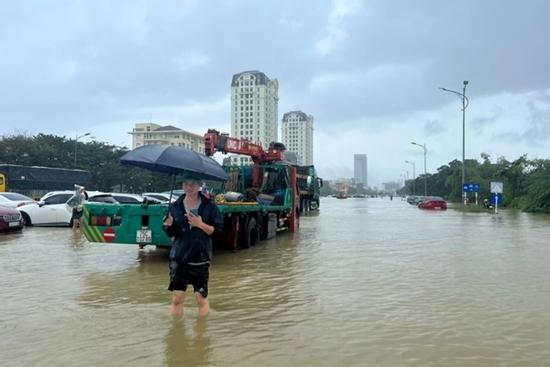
xmin=44 ymin=194 xmax=73 ymax=205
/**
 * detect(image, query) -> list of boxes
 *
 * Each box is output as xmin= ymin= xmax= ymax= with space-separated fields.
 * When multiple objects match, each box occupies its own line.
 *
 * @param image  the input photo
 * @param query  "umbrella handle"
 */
xmin=165 ymin=174 xmax=177 ymax=220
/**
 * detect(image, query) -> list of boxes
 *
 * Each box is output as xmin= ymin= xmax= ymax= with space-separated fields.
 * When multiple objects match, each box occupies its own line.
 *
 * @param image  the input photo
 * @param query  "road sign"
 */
xmin=103 ymin=228 xmax=116 ymax=242
xmin=490 ymin=193 xmax=502 ymax=205
xmin=463 ymin=183 xmax=480 ymax=193
xmin=490 ymin=181 xmax=503 ymax=194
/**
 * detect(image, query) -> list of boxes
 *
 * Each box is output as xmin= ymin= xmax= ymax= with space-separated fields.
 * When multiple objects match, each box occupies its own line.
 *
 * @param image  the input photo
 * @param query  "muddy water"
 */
xmin=1 ymin=198 xmax=550 ymax=366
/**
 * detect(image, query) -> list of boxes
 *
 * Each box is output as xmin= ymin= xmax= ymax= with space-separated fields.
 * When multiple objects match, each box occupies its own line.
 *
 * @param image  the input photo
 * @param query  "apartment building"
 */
xmin=129 ymin=123 xmax=204 ymax=152
xmin=281 ymin=111 xmax=314 ymax=165
xmin=230 ymin=70 xmax=279 ymax=165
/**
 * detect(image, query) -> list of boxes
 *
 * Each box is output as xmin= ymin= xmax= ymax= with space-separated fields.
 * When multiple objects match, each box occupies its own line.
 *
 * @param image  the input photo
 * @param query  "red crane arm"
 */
xmin=204 ymin=129 xmax=284 ymax=163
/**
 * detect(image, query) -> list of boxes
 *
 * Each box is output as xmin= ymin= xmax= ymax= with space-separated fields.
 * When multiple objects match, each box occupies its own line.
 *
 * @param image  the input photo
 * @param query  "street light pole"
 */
xmin=411 ymin=142 xmax=427 ymax=196
xmin=74 ymin=132 xmax=91 ymax=167
xmin=439 ymin=81 xmax=469 ymax=204
xmin=405 ymin=160 xmax=416 ymax=195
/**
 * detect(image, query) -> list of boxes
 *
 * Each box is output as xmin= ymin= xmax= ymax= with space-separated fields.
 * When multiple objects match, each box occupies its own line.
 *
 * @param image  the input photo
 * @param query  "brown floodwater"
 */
xmin=1 ymin=197 xmax=550 ymax=366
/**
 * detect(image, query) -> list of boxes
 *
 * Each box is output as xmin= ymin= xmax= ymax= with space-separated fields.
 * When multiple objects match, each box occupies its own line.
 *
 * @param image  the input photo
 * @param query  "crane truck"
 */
xmin=81 ymin=130 xmax=301 ymax=251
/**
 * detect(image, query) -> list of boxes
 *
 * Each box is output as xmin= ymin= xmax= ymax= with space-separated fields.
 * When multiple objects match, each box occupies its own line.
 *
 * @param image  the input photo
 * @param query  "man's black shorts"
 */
xmin=168 ymin=263 xmax=209 ymax=298
xmin=72 ymin=207 xmax=83 ymax=219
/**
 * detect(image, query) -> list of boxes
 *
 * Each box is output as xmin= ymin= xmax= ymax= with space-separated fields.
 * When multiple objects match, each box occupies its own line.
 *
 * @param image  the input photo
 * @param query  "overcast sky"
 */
xmin=1 ymin=0 xmax=549 ymax=186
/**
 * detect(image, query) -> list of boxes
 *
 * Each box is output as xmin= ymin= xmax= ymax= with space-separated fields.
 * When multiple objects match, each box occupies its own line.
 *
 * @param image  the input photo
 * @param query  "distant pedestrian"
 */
xmin=68 ymin=185 xmax=88 ymax=229
xmin=163 ymin=172 xmax=223 ymax=317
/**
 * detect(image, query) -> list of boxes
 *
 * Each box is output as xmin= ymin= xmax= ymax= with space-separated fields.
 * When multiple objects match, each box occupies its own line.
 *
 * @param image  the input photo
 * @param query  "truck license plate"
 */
xmin=136 ymin=229 xmax=152 ymax=243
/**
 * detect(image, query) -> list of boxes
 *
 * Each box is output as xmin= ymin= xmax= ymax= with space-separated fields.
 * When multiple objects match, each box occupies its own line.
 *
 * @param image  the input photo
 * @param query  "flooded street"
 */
xmin=1 ymin=197 xmax=550 ymax=366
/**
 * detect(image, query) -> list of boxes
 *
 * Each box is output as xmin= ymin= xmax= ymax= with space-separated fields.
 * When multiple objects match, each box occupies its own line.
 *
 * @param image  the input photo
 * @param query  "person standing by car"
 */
xmin=68 ymin=185 xmax=88 ymax=229
xmin=163 ymin=173 xmax=223 ymax=317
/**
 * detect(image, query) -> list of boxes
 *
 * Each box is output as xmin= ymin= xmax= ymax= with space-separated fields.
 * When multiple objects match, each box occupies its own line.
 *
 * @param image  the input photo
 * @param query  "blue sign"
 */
xmin=463 ymin=183 xmax=480 ymax=193
xmin=490 ymin=193 xmax=503 ymax=205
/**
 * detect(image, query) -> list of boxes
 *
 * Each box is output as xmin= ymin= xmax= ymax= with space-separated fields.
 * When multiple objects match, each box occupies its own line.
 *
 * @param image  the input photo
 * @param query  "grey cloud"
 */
xmin=470 ymin=107 xmax=503 ymax=133
xmin=523 ymin=92 xmax=550 ymax=143
xmin=423 ymin=120 xmax=446 ymax=137
xmin=493 ymin=131 xmax=522 ymax=143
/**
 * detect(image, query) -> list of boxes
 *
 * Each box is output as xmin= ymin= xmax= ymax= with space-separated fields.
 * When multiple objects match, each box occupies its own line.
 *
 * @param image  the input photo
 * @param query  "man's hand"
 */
xmin=186 ymin=212 xmax=214 ymax=235
xmin=164 ymin=213 xmax=174 ymax=226
xmin=185 ymin=212 xmax=204 ymax=227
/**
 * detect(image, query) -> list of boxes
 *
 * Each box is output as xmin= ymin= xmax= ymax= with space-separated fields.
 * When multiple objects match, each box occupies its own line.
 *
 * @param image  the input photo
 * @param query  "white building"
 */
xmin=230 ymin=70 xmax=279 ymax=165
xmin=129 ymin=123 xmax=204 ymax=152
xmin=281 ymin=111 xmax=314 ymax=165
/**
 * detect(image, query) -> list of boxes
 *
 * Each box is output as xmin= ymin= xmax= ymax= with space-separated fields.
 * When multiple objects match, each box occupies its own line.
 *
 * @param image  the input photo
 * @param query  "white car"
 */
xmin=142 ymin=192 xmax=174 ymax=203
xmin=108 ymin=193 xmax=145 ymax=204
xmin=106 ymin=193 xmax=164 ymax=204
xmin=19 ymin=190 xmax=112 ymax=227
xmin=0 ymin=192 xmax=37 ymax=208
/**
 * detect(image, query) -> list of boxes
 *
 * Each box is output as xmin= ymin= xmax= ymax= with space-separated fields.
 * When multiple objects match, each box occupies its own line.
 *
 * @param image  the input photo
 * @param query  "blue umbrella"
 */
xmin=120 ymin=144 xmax=228 ymax=182
xmin=120 ymin=145 xmax=228 ymax=206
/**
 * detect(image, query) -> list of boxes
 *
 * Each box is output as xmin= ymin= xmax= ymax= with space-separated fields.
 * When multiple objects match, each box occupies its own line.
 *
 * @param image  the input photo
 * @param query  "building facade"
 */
xmin=230 ymin=70 xmax=279 ymax=165
xmin=129 ymin=123 xmax=204 ymax=152
xmin=281 ymin=111 xmax=314 ymax=165
xmin=354 ymin=154 xmax=368 ymax=187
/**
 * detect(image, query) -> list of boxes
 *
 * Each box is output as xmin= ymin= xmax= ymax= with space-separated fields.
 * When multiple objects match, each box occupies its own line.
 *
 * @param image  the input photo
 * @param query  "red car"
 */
xmin=0 ymin=205 xmax=24 ymax=232
xmin=418 ymin=196 xmax=447 ymax=210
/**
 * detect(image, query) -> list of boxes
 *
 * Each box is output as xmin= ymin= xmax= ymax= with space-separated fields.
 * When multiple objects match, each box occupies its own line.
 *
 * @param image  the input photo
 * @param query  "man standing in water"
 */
xmin=163 ymin=173 xmax=223 ymax=316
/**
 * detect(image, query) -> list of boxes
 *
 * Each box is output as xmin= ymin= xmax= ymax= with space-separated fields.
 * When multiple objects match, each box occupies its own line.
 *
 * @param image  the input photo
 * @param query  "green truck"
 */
xmin=296 ymin=165 xmax=322 ymax=212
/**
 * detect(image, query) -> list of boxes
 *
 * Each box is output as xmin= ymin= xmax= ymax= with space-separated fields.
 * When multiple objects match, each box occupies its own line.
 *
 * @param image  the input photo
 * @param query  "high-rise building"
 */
xmin=281 ymin=111 xmax=314 ymax=165
xmin=354 ymin=154 xmax=368 ymax=187
xmin=230 ymin=70 xmax=279 ymax=165
xmin=129 ymin=122 xmax=204 ymax=152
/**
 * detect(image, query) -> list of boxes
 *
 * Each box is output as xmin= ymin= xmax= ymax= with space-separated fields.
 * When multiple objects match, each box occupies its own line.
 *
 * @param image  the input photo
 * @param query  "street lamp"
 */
xmin=411 ymin=142 xmax=427 ymax=196
xmin=74 ymin=132 xmax=91 ymax=167
xmin=439 ymin=81 xmax=469 ymax=204
xmin=405 ymin=160 xmax=416 ymax=195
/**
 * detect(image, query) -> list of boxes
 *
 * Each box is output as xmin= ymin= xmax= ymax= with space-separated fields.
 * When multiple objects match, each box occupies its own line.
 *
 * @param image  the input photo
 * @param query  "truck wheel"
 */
xmin=21 ymin=212 xmax=32 ymax=226
xmin=241 ymin=217 xmax=259 ymax=249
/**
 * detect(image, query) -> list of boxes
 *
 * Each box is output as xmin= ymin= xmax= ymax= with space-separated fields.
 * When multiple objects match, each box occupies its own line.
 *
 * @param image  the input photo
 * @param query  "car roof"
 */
xmin=107 ymin=193 xmax=144 ymax=198
xmin=42 ymin=190 xmax=104 ymax=195
xmin=0 ymin=192 xmax=35 ymax=201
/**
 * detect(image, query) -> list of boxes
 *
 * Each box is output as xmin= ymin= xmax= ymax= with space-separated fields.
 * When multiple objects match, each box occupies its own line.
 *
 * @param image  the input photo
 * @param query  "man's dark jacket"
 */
xmin=163 ymin=193 xmax=223 ymax=265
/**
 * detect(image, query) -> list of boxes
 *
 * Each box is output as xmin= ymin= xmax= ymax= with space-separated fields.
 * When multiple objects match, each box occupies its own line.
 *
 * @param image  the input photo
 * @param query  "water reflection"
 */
xmin=79 ymin=249 xmax=169 ymax=307
xmin=164 ymin=318 xmax=211 ymax=367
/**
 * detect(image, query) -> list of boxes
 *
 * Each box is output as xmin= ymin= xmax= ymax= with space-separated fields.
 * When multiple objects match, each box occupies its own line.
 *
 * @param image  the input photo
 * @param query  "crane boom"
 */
xmin=204 ymin=129 xmax=285 ymax=164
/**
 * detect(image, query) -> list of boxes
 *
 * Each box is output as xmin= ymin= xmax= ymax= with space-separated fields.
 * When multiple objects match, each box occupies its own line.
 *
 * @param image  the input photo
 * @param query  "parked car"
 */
xmin=406 ymin=195 xmax=424 ymax=205
xmin=18 ymin=190 xmax=109 ymax=226
xmin=104 ymin=193 xmax=163 ymax=204
xmin=0 ymin=192 xmax=36 ymax=208
xmin=0 ymin=205 xmax=24 ymax=232
xmin=418 ymin=196 xmax=447 ymax=210
xmin=108 ymin=193 xmax=145 ymax=204
xmin=142 ymin=192 xmax=174 ymax=203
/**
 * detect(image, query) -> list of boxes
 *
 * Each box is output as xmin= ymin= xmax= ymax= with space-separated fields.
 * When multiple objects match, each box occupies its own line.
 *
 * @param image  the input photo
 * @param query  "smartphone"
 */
xmin=189 ymin=209 xmax=199 ymax=216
